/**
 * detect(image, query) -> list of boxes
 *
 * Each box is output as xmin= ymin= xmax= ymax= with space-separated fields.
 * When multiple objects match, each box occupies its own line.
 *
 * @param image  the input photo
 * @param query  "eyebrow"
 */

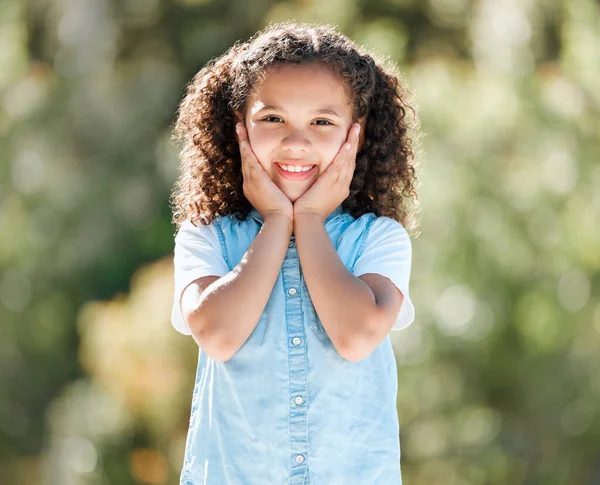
xmin=255 ymin=104 xmax=343 ymax=117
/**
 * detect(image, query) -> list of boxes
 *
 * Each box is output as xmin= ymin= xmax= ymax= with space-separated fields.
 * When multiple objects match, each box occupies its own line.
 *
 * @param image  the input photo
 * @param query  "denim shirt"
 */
xmin=171 ymin=205 xmax=415 ymax=485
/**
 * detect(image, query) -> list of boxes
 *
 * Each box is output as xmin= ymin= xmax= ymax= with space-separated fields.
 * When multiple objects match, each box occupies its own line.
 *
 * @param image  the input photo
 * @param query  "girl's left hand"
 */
xmin=293 ymin=123 xmax=361 ymax=222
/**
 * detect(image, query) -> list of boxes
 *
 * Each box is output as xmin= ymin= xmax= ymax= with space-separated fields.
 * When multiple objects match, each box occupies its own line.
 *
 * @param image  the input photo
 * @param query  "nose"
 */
xmin=280 ymin=128 xmax=311 ymax=153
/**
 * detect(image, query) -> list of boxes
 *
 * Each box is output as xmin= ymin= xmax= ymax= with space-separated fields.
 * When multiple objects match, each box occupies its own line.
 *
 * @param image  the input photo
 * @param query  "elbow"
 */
xmin=192 ymin=328 xmax=238 ymax=362
xmin=188 ymin=315 xmax=237 ymax=363
xmin=339 ymin=308 xmax=393 ymax=362
xmin=338 ymin=345 xmax=370 ymax=363
xmin=336 ymin=337 xmax=373 ymax=363
xmin=338 ymin=349 xmax=361 ymax=363
xmin=336 ymin=325 xmax=380 ymax=363
xmin=206 ymin=347 xmax=236 ymax=363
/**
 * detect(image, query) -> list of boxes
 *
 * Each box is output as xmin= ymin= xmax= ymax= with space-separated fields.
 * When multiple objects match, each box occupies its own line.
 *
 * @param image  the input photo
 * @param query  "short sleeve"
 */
xmin=352 ymin=216 xmax=415 ymax=331
xmin=170 ymin=219 xmax=230 ymax=335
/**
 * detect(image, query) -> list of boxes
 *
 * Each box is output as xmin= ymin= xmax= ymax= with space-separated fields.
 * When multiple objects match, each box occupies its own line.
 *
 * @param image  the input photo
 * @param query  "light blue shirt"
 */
xmin=171 ymin=204 xmax=415 ymax=485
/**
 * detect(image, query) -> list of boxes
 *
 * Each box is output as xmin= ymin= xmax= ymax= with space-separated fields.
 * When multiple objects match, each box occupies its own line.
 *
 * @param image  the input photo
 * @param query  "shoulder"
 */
xmin=212 ymin=212 xmax=262 ymax=243
xmin=175 ymin=216 xmax=222 ymax=244
xmin=364 ymin=215 xmax=409 ymax=240
xmin=339 ymin=213 xmax=409 ymax=243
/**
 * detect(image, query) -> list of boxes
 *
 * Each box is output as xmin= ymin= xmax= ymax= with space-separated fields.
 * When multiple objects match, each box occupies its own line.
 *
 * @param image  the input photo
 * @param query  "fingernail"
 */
xmin=235 ymin=123 xmax=241 ymax=134
xmin=355 ymin=123 xmax=361 ymax=134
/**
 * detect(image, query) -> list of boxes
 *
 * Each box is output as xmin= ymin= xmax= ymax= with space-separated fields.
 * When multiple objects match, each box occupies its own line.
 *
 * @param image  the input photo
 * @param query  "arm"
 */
xmin=182 ymin=214 xmax=292 ymax=362
xmin=294 ymin=213 xmax=404 ymax=362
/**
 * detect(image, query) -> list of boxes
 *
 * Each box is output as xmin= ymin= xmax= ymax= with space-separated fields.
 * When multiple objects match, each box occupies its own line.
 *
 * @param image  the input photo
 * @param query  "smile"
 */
xmin=275 ymin=162 xmax=317 ymax=181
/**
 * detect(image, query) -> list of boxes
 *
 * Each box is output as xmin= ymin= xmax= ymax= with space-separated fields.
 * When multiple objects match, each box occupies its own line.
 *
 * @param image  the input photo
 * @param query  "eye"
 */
xmin=262 ymin=116 xmax=283 ymax=123
xmin=312 ymin=119 xmax=333 ymax=126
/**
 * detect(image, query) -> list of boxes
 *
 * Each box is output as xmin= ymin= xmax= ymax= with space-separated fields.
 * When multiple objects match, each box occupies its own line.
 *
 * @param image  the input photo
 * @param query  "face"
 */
xmin=236 ymin=63 xmax=364 ymax=203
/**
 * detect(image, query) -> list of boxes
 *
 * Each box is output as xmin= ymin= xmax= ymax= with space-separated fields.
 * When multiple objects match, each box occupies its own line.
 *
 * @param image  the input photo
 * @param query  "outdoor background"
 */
xmin=1 ymin=0 xmax=599 ymax=483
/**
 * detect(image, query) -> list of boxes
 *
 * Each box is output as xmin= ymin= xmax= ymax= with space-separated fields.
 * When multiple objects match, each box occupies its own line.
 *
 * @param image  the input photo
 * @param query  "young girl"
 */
xmin=170 ymin=21 xmax=419 ymax=485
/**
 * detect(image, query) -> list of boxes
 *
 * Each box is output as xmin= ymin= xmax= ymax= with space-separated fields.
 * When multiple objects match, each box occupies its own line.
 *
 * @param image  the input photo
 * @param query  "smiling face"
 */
xmin=237 ymin=63 xmax=363 ymax=203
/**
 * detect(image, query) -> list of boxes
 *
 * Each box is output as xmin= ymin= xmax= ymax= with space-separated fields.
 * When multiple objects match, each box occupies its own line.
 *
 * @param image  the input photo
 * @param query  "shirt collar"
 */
xmin=248 ymin=204 xmax=346 ymax=227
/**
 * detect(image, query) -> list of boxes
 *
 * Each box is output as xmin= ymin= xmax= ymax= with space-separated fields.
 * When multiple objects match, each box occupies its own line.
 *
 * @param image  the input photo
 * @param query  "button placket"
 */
xmin=282 ymin=246 xmax=308 ymax=474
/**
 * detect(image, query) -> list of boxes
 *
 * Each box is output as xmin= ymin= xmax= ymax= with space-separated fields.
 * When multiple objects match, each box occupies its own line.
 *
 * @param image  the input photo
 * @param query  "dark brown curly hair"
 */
xmin=171 ymin=21 xmax=421 ymax=235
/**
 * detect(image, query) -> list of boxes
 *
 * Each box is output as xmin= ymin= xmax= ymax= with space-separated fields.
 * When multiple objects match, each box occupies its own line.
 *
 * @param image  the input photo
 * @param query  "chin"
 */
xmin=286 ymin=193 xmax=302 ymax=204
xmin=279 ymin=185 xmax=311 ymax=204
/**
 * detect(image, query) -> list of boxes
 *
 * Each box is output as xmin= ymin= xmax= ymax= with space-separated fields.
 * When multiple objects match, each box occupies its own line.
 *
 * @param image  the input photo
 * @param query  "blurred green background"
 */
xmin=1 ymin=0 xmax=599 ymax=483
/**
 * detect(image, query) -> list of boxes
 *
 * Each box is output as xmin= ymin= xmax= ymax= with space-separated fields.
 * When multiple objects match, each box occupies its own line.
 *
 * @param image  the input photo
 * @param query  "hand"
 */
xmin=236 ymin=123 xmax=293 ymax=224
xmin=293 ymin=123 xmax=360 ymax=222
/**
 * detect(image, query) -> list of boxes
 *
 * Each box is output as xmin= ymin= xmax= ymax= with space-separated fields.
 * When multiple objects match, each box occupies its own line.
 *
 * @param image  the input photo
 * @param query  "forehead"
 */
xmin=247 ymin=63 xmax=353 ymax=113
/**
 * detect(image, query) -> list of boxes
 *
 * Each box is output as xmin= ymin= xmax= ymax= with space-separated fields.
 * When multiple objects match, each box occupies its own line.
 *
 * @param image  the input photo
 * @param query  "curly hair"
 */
xmin=170 ymin=21 xmax=421 ymax=235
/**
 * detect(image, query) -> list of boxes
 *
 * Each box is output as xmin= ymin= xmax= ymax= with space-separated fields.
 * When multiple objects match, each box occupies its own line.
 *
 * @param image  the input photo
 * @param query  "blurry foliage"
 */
xmin=0 ymin=0 xmax=599 ymax=483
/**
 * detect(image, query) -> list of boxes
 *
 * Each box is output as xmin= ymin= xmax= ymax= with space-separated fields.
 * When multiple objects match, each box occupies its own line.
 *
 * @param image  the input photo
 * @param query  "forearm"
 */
xmin=192 ymin=214 xmax=292 ymax=359
xmin=294 ymin=213 xmax=378 ymax=358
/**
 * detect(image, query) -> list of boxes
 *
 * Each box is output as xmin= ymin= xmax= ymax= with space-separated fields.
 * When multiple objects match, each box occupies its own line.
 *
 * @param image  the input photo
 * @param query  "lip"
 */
xmin=274 ymin=162 xmax=317 ymax=181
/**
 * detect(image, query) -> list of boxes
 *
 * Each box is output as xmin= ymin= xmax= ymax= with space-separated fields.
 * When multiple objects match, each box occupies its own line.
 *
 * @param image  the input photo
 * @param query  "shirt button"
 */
xmin=294 ymin=396 xmax=304 ymax=405
xmin=295 ymin=454 xmax=305 ymax=464
xmin=288 ymin=287 xmax=297 ymax=296
xmin=291 ymin=337 xmax=302 ymax=346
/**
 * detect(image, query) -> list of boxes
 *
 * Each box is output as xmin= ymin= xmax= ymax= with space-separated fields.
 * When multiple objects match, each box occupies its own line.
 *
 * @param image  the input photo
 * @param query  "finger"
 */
xmin=239 ymin=141 xmax=252 ymax=181
xmin=236 ymin=122 xmax=249 ymax=144
xmin=345 ymin=123 xmax=361 ymax=156
xmin=335 ymin=124 xmax=359 ymax=164
xmin=330 ymin=123 xmax=359 ymax=181
xmin=236 ymin=123 xmax=247 ymax=159
xmin=340 ymin=152 xmax=355 ymax=184
xmin=236 ymin=123 xmax=250 ymax=155
xmin=236 ymin=123 xmax=258 ymax=175
xmin=237 ymin=131 xmax=250 ymax=183
xmin=342 ymin=125 xmax=359 ymax=179
xmin=240 ymin=140 xmax=268 ymax=187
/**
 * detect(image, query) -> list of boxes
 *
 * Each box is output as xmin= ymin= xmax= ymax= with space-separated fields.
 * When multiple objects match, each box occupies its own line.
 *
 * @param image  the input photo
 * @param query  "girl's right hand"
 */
xmin=236 ymin=123 xmax=293 ymax=224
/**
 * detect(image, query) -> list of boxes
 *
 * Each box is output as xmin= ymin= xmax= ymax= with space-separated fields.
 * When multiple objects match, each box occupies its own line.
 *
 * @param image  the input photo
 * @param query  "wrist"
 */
xmin=264 ymin=212 xmax=294 ymax=234
xmin=293 ymin=210 xmax=325 ymax=230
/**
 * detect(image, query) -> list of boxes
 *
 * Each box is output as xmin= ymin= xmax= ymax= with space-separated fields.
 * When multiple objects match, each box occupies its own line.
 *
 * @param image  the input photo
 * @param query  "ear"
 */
xmin=357 ymin=117 xmax=366 ymax=152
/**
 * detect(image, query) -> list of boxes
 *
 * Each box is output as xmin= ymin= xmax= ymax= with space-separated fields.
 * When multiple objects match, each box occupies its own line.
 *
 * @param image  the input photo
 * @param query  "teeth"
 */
xmin=279 ymin=164 xmax=314 ymax=173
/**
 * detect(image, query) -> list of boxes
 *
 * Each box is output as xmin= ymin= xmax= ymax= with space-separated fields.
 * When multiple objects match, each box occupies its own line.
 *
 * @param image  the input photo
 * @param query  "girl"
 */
xmin=170 ymin=21 xmax=419 ymax=485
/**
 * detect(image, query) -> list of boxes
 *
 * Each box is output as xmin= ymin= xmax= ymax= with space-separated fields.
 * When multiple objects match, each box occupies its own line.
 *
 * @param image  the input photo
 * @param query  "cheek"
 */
xmin=317 ymin=138 xmax=345 ymax=172
xmin=318 ymin=160 xmax=334 ymax=175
